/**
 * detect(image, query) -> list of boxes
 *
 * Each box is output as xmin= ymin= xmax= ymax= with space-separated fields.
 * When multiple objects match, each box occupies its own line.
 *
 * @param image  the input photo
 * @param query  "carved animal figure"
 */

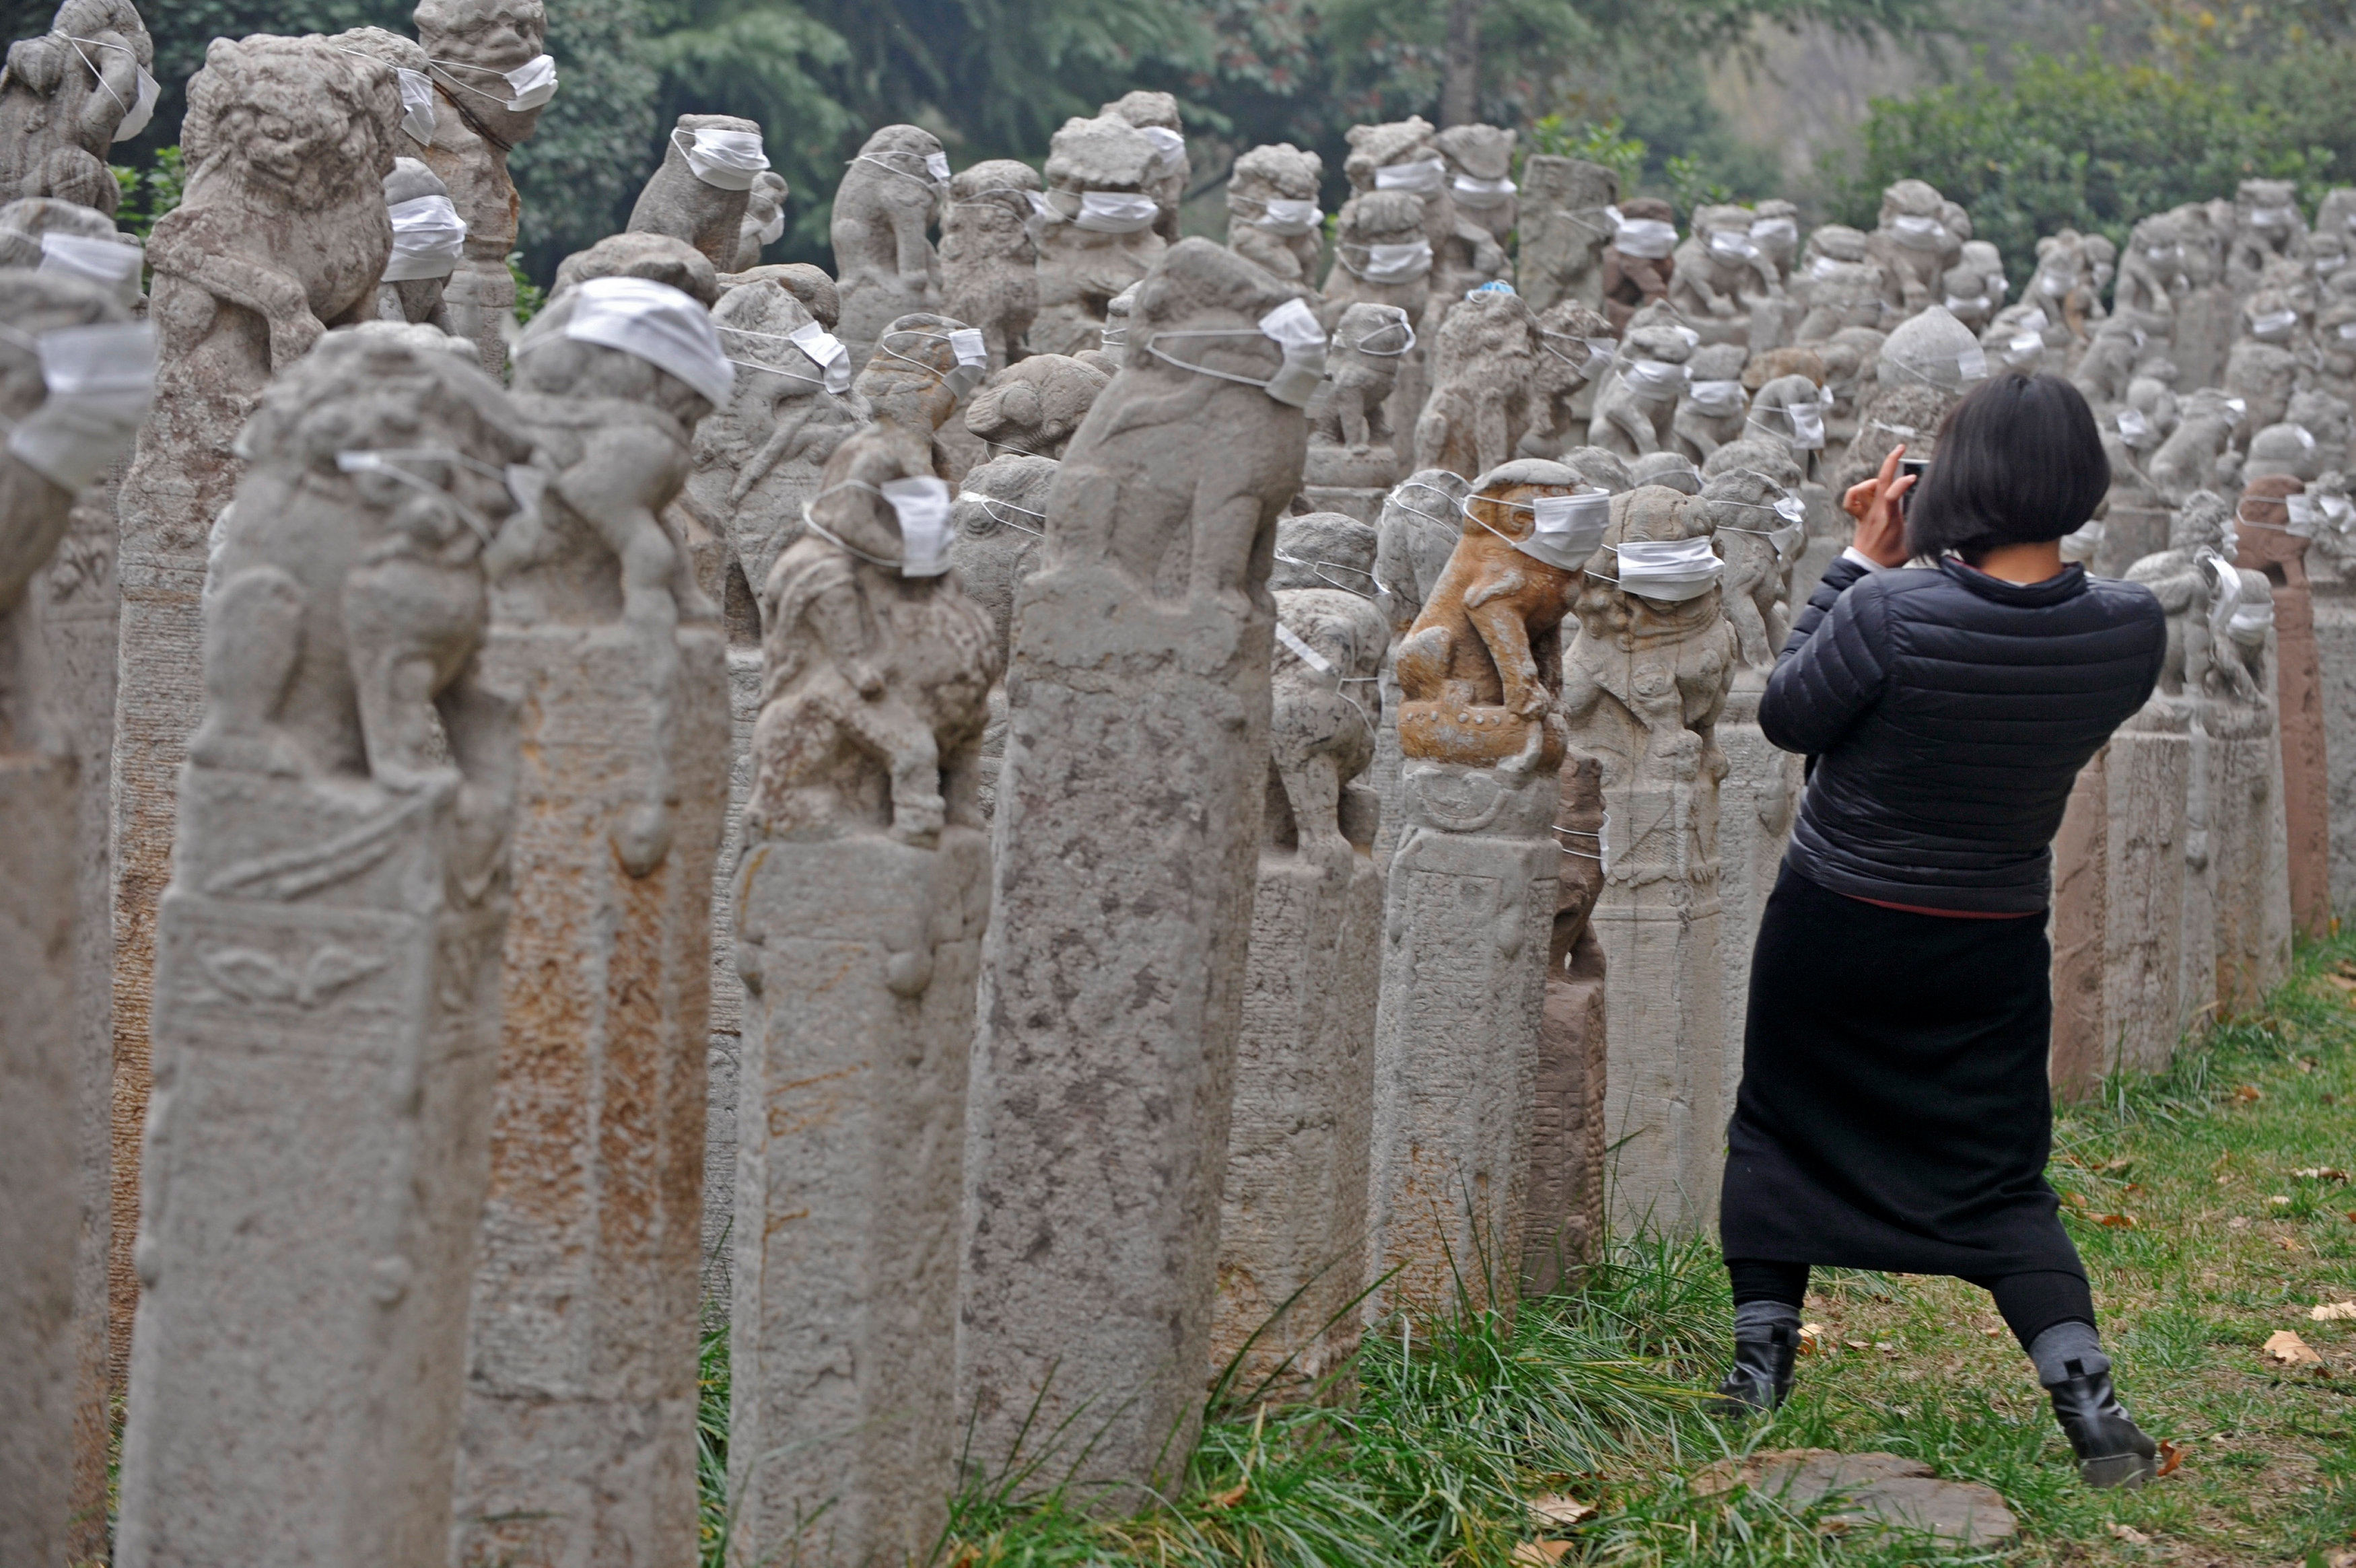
xmin=2124 ymin=491 xmax=2242 ymax=707
xmin=1434 ymin=122 xmax=1518 ymax=256
xmin=2223 ymin=341 xmax=2297 ymax=448
xmin=1793 ymin=225 xmax=1888 ymax=342
xmin=553 ymin=229 xmax=719 ymax=303
xmin=151 ymin=36 xmax=399 ymax=386
xmin=940 ymin=158 xmax=1040 ymax=369
xmin=1589 ymin=324 xmax=1691 ymax=459
xmin=1523 ymin=299 xmax=1612 ymax=458
xmin=1103 ymin=89 xmax=1187 ymax=245
xmin=748 ymin=326 xmax=996 ymax=845
xmin=1413 ymin=287 xmax=1539 ymax=478
xmin=627 ymin=112 xmax=764 ymax=269
xmin=1041 ymin=238 xmax=1309 ymax=609
xmin=2025 ymin=228 xmax=2109 ymax=349
xmin=1344 ymin=115 xmax=1504 ymax=307
xmin=1670 ymin=205 xmax=1779 ymax=343
xmin=1601 ymin=195 xmax=1675 ymax=332
xmin=734 ymin=171 xmax=788 ymax=271
xmin=1866 ymin=180 xmax=1962 ymax=315
xmin=1269 ymin=583 xmax=1387 ymax=874
xmin=1671 ymin=342 xmax=1752 ymax=462
xmin=965 ymin=353 xmax=1111 ymax=460
xmin=1226 ymin=142 xmax=1325 ymax=287
xmin=0 ymin=0 xmax=152 ymax=215
xmin=2228 ymin=179 xmax=2307 ymax=299
xmin=1323 ymin=188 xmax=1432 ymax=320
xmin=377 ymin=155 xmax=458 ymax=331
xmin=1940 ymin=240 xmax=2007 ymax=332
xmin=187 ymin=330 xmax=533 ymax=818
xmin=1516 ymin=155 xmax=1617 ymax=313
xmin=1695 ymin=442 xmax=1803 ymax=676
xmin=1393 ymin=458 xmax=1590 ymax=770
xmin=0 ymin=192 xmax=140 ymax=305
xmin=2148 ymin=388 xmax=2248 ymax=505
xmin=1030 ymin=113 xmax=1166 ymax=357
xmin=832 ymin=124 xmax=946 ymax=356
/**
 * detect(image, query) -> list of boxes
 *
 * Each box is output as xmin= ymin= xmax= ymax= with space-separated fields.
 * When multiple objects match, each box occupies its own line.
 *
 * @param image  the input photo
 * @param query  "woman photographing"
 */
xmin=1714 ymin=373 xmax=2170 ymax=1488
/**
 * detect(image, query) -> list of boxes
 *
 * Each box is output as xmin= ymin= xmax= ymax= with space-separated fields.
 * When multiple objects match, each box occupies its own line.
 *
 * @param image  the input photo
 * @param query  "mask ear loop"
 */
xmin=850 ymin=152 xmax=944 ymax=192
xmin=1142 ymin=327 xmax=1284 ymax=391
xmin=800 ymin=483 xmax=913 ymax=571
xmin=1552 ymin=820 xmax=1605 ymax=861
xmin=1274 ymin=548 xmax=1379 ymax=597
xmin=958 ymin=491 xmax=1045 ymax=536
xmin=870 ymin=331 xmax=958 ymax=382
xmin=716 ymin=323 xmax=841 ymax=393
xmin=425 ymin=57 xmax=527 ymax=109
xmin=63 ymin=35 xmax=129 ymax=112
xmin=337 ymin=450 xmax=501 ymax=546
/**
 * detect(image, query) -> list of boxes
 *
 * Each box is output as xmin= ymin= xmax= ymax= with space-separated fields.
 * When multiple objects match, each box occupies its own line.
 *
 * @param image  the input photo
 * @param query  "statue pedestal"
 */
xmin=116 ymin=769 xmax=508 ymax=1568
xmin=1366 ymin=758 xmax=1558 ymax=1320
xmin=452 ymin=624 xmax=728 ymax=1568
xmin=1712 ymin=688 xmax=1800 ymax=1112
xmin=2209 ymin=678 xmax=2293 ymax=1013
xmin=728 ymin=827 xmax=988 ymax=1567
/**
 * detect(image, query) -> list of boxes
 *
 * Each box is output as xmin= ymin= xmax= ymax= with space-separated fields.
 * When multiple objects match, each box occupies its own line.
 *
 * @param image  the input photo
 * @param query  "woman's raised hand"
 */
xmin=1842 ymin=444 xmax=1916 ymax=569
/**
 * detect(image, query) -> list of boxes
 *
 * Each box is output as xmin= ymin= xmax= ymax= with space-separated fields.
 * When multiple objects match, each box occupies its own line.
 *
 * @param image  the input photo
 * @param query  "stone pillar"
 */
xmin=1212 ymin=571 xmax=1387 ymax=1404
xmin=114 ymin=332 xmax=530 ymax=1568
xmin=956 ymin=241 xmax=1308 ymax=1505
xmin=451 ymin=277 xmax=734 ymax=1568
xmin=698 ymin=640 xmax=759 ymax=1316
xmin=2314 ymin=560 xmax=2356 ymax=915
xmin=2209 ymin=575 xmax=2295 ymax=1012
xmin=1713 ymin=686 xmax=1799 ymax=1102
xmin=1366 ymin=460 xmax=1590 ymax=1320
xmin=1521 ymin=752 xmax=1607 ymax=1297
xmin=724 ymin=326 xmax=1000 ymax=1568
xmin=2236 ymin=476 xmax=2330 ymax=936
xmin=1515 ymin=157 xmax=1617 ymax=314
xmin=413 ymin=0 xmax=554 ymax=377
xmin=106 ymin=34 xmax=398 ymax=1396
xmin=1562 ymin=485 xmax=1735 ymax=1237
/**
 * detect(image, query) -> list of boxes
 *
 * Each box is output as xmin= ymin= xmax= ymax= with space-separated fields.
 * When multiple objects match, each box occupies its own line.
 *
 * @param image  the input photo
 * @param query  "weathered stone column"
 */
xmin=114 ymin=332 xmax=529 ymax=1568
xmin=1371 ymin=470 xmax=1473 ymax=868
xmin=1515 ymin=157 xmax=1616 ymax=314
xmin=2313 ymin=528 xmax=2356 ymax=916
xmin=1212 ymin=532 xmax=1387 ymax=1402
xmin=1367 ymin=460 xmax=1592 ymax=1320
xmin=413 ymin=0 xmax=554 ymax=376
xmin=0 ymin=269 xmax=147 ymax=1568
xmin=957 ymin=241 xmax=1311 ymax=1505
xmin=107 ymin=31 xmax=397 ymax=1401
xmin=1521 ymin=751 xmax=1607 ymax=1296
xmin=451 ymin=276 xmax=732 ymax=1568
xmin=725 ymin=320 xmax=998 ymax=1568
xmin=2235 ymin=473 xmax=2330 ymax=936
xmin=1562 ymin=483 xmax=1735 ymax=1237
xmin=2203 ymin=548 xmax=2294 ymax=1011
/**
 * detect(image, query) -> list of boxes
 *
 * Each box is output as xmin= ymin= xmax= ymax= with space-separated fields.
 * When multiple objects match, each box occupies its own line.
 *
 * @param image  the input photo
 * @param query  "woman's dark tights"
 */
xmin=1725 ymin=1258 xmax=2095 ymax=1353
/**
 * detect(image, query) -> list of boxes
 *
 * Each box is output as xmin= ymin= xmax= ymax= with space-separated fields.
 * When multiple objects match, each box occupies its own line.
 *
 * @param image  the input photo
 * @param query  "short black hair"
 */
xmin=1904 ymin=372 xmax=2110 ymax=563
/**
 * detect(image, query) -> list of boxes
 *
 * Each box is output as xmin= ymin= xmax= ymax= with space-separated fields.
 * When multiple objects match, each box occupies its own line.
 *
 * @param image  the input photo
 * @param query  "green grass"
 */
xmin=699 ymin=934 xmax=2356 ymax=1567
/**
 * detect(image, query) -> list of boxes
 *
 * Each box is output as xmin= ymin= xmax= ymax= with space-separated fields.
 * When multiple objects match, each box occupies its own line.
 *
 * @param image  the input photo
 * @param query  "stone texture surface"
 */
xmin=114 ymin=332 xmax=528 ymax=1568
xmin=2236 ymin=476 xmax=2330 ymax=936
xmin=1522 ymin=750 xmax=1607 ymax=1296
xmin=0 ymin=0 xmax=153 ymax=215
xmin=1369 ymin=469 xmax=1471 ymax=869
xmin=1515 ymin=157 xmax=1616 ymax=314
xmin=1030 ymin=114 xmax=1167 ymax=359
xmin=1412 ymin=286 xmax=1539 ymax=479
xmin=727 ymin=333 xmax=998 ymax=1565
xmin=833 ymin=126 xmax=946 ymax=363
xmin=451 ymin=282 xmax=731 ymax=1568
xmin=957 ymin=240 xmax=1306 ymax=1507
xmin=1694 ymin=1451 xmax=2017 ymax=1546
xmin=941 ymin=159 xmax=1040 ymax=369
xmin=413 ymin=0 xmax=551 ymax=376
xmin=1212 ymin=553 xmax=1385 ymax=1404
xmin=628 ymin=112 xmax=763 ymax=269
xmin=2312 ymin=546 xmax=2356 ymax=915
xmin=108 ymin=28 xmax=399 ymax=1400
xmin=1562 ymin=485 xmax=1735 ymax=1236
xmin=1371 ymin=462 xmax=1586 ymax=1320
xmin=1226 ymin=142 xmax=1325 ymax=289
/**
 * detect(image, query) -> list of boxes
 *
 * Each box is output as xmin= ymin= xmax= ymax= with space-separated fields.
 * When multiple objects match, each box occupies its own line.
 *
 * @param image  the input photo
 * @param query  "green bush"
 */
xmin=1836 ymin=46 xmax=2336 ymax=285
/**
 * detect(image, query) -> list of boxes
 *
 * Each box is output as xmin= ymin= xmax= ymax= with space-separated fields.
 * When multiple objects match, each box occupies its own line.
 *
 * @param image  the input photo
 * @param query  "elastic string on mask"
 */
xmin=800 ymin=479 xmax=936 ymax=569
xmin=716 ymin=323 xmax=840 ymax=392
xmin=1552 ymin=820 xmax=1605 ymax=861
xmin=1144 ymin=328 xmax=1280 ymax=390
xmin=1274 ymin=548 xmax=1379 ymax=597
xmin=1347 ymin=316 xmax=1416 ymax=356
xmin=337 ymin=448 xmax=507 ymax=546
xmin=850 ymin=151 xmax=944 ymax=192
xmin=63 ymin=34 xmax=129 ymax=110
xmin=958 ymin=491 xmax=1045 ymax=536
xmin=1389 ymin=476 xmax=1469 ymax=536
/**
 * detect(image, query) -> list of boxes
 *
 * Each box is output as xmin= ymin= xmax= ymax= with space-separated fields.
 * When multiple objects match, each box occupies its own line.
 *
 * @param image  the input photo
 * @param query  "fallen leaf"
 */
xmin=2312 ymin=1302 xmax=2356 ymax=1322
xmin=2109 ymin=1522 xmax=2151 ymax=1544
xmin=2269 ymin=1195 xmax=2295 ymax=1207
xmin=2295 ymin=1168 xmax=2350 ymax=1182
xmin=2324 ymin=973 xmax=2356 ymax=993
xmin=1206 ymin=1479 xmax=1248 ymax=1509
xmin=2155 ymin=1439 xmax=2185 ymax=1477
xmin=2097 ymin=1213 xmax=2138 ymax=1228
xmin=2234 ymin=1084 xmax=2263 ymax=1102
xmin=1984 ymin=1326 xmax=2003 ymax=1337
xmin=2061 ymin=1190 xmax=2089 ymax=1208
xmin=2264 ymin=1330 xmax=2326 ymax=1368
xmin=1797 ymin=1322 xmax=1826 ymax=1355
xmin=1525 ymin=1494 xmax=1595 ymax=1529
xmin=2101 ymin=1157 xmax=2135 ymax=1172
xmin=2278 ymin=1236 xmax=2304 ymax=1253
xmin=1511 ymin=1542 xmax=1572 ymax=1565
xmin=1845 ymin=1338 xmax=1871 ymax=1350
xmin=2228 ymin=1216 xmax=2252 ymax=1231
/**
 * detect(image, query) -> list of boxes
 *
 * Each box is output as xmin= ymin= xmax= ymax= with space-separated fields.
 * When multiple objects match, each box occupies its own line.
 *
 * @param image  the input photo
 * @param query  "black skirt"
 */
xmin=1719 ymin=865 xmax=2086 ymax=1279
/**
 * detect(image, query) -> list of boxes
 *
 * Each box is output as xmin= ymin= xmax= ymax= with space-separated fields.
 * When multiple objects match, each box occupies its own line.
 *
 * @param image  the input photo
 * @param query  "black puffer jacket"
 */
xmin=1762 ymin=555 xmax=2167 ymax=914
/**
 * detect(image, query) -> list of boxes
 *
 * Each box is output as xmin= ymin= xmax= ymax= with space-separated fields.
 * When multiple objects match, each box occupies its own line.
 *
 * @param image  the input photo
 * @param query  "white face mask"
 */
xmin=1944 ymin=293 xmax=1989 ymax=313
xmin=1072 ymin=191 xmax=1160 ymax=233
xmin=1618 ymin=358 xmax=1688 ymax=400
xmin=1889 ymin=213 xmax=1950 ymax=250
xmin=434 ymin=52 xmax=558 ymax=112
xmin=528 ymin=275 xmax=734 ymax=404
xmin=2223 ymin=396 xmax=2248 ymax=423
xmin=2003 ymin=330 xmax=2045 ymax=366
xmin=674 ymin=126 xmax=770 ymax=190
xmin=3 ymin=320 xmax=155 ymax=492
xmin=37 ymin=231 xmax=141 ymax=302
xmin=882 ymin=476 xmax=954 ymax=575
xmin=1809 ymin=254 xmax=1844 ymax=279
xmin=1687 ymin=378 xmax=1745 ymax=417
xmin=924 ymin=151 xmax=951 ymax=182
xmin=1751 ymin=400 xmax=1825 ymax=450
xmin=335 ymin=446 xmax=542 ymax=546
xmin=2249 ymin=308 xmax=2299 ymax=339
xmin=2196 ymin=548 xmax=2241 ymax=648
xmin=396 ymin=67 xmax=436 ymax=144
xmin=1450 ymin=173 xmax=1516 ymax=207
xmin=381 ymin=194 xmax=468 ymax=282
xmin=1145 ymin=297 xmax=1327 ymax=408
xmin=2285 ymin=493 xmax=2320 ymax=536
xmin=1349 ymin=306 xmax=1416 ymax=356
xmin=1607 ymin=207 xmax=1677 ymax=260
xmin=1255 ymin=198 xmax=1322 ymax=236
xmin=65 ymin=36 xmax=157 ymax=142
xmin=1373 ymin=155 xmax=1447 ymax=194
xmin=757 ymin=206 xmax=786 ymax=246
xmin=789 ymin=320 xmax=851 ymax=394
xmin=1708 ymin=229 xmax=1758 ymax=264
xmin=2251 ymin=206 xmax=2294 ymax=231
xmin=2058 ymin=519 xmax=2105 ymax=563
xmin=1137 ymin=124 xmax=1185 ymax=176
xmin=1609 ymin=536 xmax=1723 ymax=601
xmin=1579 ymin=336 xmax=1618 ymax=380
xmin=1355 ymin=238 xmax=1433 ymax=283
xmin=873 ymin=326 xmax=990 ymax=398
xmin=2116 ymin=406 xmax=2151 ymax=446
xmin=1462 ymin=487 xmax=1610 ymax=571
xmin=1749 ymin=216 xmax=1798 ymax=246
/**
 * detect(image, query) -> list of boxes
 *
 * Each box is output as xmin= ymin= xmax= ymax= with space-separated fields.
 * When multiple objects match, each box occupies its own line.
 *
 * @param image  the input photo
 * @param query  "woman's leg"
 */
xmin=1713 ymin=1259 xmax=1810 ymax=1414
xmin=1968 ymin=1271 xmax=2157 ymax=1488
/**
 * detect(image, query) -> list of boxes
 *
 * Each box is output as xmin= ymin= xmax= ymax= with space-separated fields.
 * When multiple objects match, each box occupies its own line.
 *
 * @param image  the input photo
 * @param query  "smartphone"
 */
xmin=1899 ymin=456 xmax=1929 ymax=515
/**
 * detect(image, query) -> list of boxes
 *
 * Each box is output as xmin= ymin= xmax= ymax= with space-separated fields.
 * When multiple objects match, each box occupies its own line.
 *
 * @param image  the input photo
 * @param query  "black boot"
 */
xmin=1710 ymin=1323 xmax=1796 ymax=1415
xmin=2046 ymin=1363 xmax=2157 ymax=1487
